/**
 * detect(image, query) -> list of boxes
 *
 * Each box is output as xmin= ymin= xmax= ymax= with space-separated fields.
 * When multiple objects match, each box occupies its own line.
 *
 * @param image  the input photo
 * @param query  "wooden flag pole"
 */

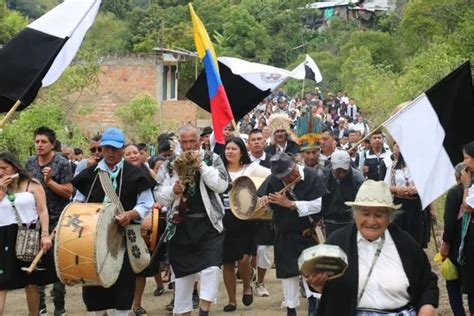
xmin=301 ymin=79 xmax=306 ymax=100
xmin=0 ymin=99 xmax=22 ymax=128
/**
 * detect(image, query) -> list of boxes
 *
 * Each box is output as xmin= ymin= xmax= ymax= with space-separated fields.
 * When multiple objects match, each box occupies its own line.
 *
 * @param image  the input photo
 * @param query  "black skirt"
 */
xmin=393 ymin=196 xmax=425 ymax=245
xmin=223 ymin=209 xmax=257 ymax=262
xmin=168 ymin=216 xmax=223 ymax=278
xmin=274 ymin=229 xmax=316 ymax=279
xmin=254 ymin=221 xmax=275 ymax=246
xmin=83 ymin=253 xmax=135 ymax=311
xmin=0 ymin=224 xmax=58 ymax=290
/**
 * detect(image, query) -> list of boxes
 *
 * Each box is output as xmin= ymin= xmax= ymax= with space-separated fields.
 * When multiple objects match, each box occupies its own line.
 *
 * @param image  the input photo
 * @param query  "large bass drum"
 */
xmin=54 ymin=203 xmax=125 ymax=288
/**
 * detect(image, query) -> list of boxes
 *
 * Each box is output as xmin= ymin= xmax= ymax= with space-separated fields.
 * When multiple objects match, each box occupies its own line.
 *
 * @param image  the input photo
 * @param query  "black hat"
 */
xmin=200 ymin=126 xmax=213 ymax=137
xmin=270 ymin=151 xmax=296 ymax=178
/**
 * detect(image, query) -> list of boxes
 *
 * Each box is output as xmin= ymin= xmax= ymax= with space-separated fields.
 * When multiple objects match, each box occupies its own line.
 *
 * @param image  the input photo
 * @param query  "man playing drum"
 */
xmin=257 ymin=151 xmax=328 ymax=316
xmin=72 ymin=128 xmax=155 ymax=316
xmin=155 ymin=124 xmax=228 ymax=316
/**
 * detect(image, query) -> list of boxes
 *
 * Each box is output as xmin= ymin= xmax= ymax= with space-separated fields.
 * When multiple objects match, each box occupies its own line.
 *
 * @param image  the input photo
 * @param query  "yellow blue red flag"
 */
xmin=189 ymin=3 xmax=233 ymax=144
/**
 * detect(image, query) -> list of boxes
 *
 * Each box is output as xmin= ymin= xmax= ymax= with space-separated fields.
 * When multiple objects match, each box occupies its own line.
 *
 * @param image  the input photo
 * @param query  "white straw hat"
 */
xmin=345 ymin=180 xmax=401 ymax=210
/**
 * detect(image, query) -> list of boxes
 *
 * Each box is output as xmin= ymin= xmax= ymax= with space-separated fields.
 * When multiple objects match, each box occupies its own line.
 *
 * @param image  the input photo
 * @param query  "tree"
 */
xmin=0 ymin=1 xmax=28 ymax=44
xmin=342 ymin=30 xmax=402 ymax=71
xmin=81 ymin=12 xmax=131 ymax=55
xmin=115 ymin=94 xmax=160 ymax=144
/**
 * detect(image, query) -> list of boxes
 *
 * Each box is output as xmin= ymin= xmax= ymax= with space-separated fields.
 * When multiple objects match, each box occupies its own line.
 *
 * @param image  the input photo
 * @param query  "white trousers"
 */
xmin=92 ymin=310 xmax=129 ymax=316
xmin=281 ymin=276 xmax=320 ymax=309
xmin=256 ymin=245 xmax=272 ymax=269
xmin=173 ymin=266 xmax=220 ymax=314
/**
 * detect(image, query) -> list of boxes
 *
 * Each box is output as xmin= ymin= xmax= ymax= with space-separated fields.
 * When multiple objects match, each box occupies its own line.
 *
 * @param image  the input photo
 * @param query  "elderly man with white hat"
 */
xmin=257 ymin=151 xmax=328 ymax=316
xmin=321 ymin=150 xmax=365 ymax=237
xmin=306 ymin=180 xmax=439 ymax=316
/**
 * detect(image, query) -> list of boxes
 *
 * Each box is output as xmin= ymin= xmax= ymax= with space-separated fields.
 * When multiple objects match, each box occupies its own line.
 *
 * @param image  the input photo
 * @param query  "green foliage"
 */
xmin=0 ymin=103 xmax=88 ymax=162
xmin=399 ymin=0 xmax=469 ymax=55
xmin=6 ymin=0 xmax=60 ymax=19
xmin=342 ymin=30 xmax=402 ymax=71
xmin=115 ymin=94 xmax=160 ymax=144
xmin=0 ymin=0 xmax=28 ymax=44
xmin=81 ymin=12 xmax=131 ymax=55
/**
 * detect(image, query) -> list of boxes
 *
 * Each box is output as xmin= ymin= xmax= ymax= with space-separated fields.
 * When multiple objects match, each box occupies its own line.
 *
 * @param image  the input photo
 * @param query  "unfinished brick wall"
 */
xmin=69 ymin=54 xmax=209 ymax=138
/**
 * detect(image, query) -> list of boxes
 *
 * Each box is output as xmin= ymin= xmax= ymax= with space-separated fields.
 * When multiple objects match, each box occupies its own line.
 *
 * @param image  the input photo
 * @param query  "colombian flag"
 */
xmin=189 ymin=3 xmax=234 ymax=144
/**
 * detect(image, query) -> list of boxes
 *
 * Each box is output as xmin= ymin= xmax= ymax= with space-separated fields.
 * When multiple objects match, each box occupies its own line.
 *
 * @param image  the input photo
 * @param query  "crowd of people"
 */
xmin=0 ymin=89 xmax=472 ymax=316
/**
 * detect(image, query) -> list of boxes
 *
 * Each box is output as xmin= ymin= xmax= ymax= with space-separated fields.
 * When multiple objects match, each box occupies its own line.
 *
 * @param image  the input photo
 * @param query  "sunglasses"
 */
xmin=90 ymin=147 xmax=102 ymax=153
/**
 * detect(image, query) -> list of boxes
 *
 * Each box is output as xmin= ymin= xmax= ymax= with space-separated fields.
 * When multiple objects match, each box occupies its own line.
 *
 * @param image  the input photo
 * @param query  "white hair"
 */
xmin=178 ymin=124 xmax=199 ymax=140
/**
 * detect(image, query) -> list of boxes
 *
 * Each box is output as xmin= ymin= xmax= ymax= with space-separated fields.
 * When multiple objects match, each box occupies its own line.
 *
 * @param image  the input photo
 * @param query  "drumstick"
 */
xmin=22 ymin=230 xmax=56 ymax=274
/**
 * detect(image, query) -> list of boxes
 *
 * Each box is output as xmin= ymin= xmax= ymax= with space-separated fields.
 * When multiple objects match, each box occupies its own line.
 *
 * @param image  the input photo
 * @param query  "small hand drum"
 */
xmin=298 ymin=244 xmax=348 ymax=280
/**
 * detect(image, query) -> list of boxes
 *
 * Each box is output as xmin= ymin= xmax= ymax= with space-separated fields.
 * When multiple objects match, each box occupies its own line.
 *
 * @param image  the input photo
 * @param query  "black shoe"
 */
xmin=165 ymin=297 xmax=174 ymax=312
xmin=54 ymin=307 xmax=66 ymax=316
xmin=287 ymin=307 xmax=297 ymax=316
xmin=39 ymin=307 xmax=47 ymax=315
xmin=168 ymin=282 xmax=174 ymax=290
xmin=223 ymin=304 xmax=237 ymax=312
xmin=199 ymin=308 xmax=209 ymax=316
xmin=242 ymin=287 xmax=253 ymax=306
xmin=192 ymin=291 xmax=200 ymax=309
xmin=153 ymin=286 xmax=165 ymax=296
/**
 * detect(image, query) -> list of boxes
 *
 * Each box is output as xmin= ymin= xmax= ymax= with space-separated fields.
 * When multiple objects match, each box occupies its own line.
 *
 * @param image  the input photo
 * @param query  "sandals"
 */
xmin=242 ymin=287 xmax=253 ymax=306
xmin=153 ymin=286 xmax=165 ymax=296
xmin=223 ymin=304 xmax=237 ymax=312
xmin=133 ymin=306 xmax=147 ymax=315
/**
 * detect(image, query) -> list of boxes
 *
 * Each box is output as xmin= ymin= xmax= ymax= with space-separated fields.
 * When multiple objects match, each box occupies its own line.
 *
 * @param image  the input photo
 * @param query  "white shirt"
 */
xmin=292 ymin=165 xmax=322 ymax=217
xmin=466 ymin=186 xmax=474 ymax=208
xmin=357 ymin=230 xmax=410 ymax=310
xmin=249 ymin=152 xmax=267 ymax=164
xmin=0 ymin=192 xmax=38 ymax=226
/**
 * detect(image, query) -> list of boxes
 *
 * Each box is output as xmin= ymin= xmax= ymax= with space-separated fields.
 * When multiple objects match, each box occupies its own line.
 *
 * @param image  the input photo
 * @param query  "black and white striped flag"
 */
xmin=0 ymin=0 xmax=101 ymax=113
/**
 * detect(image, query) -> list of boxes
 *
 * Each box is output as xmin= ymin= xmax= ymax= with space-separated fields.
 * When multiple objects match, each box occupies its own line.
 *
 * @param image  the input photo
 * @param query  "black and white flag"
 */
xmin=0 ymin=0 xmax=101 ymax=112
xmin=186 ymin=55 xmax=322 ymax=121
xmin=384 ymin=61 xmax=473 ymax=208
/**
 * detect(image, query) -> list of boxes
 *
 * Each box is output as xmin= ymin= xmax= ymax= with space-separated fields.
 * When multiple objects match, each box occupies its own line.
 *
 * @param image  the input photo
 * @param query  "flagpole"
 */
xmin=301 ymin=79 xmax=305 ymax=99
xmin=0 ymin=100 xmax=22 ymax=128
xmin=347 ymin=99 xmax=415 ymax=153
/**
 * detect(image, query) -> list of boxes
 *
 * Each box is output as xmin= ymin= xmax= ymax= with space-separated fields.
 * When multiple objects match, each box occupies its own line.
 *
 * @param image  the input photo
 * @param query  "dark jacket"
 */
xmin=443 ymin=184 xmax=464 ymax=262
xmin=321 ymin=166 xmax=364 ymax=223
xmin=317 ymin=224 xmax=439 ymax=316
xmin=265 ymin=140 xmax=300 ymax=156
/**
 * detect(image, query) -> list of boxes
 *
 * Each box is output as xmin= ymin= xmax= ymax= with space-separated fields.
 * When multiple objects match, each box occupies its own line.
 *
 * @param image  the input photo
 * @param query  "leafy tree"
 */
xmin=115 ymin=94 xmax=160 ymax=144
xmin=342 ymin=30 xmax=402 ymax=71
xmin=82 ymin=12 xmax=131 ymax=55
xmin=0 ymin=1 xmax=28 ymax=44
xmin=0 ymin=103 xmax=88 ymax=162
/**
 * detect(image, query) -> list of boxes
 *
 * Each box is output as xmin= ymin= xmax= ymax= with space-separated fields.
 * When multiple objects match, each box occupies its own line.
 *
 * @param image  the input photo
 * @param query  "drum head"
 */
xmin=95 ymin=203 xmax=125 ymax=288
xmin=229 ymin=176 xmax=258 ymax=220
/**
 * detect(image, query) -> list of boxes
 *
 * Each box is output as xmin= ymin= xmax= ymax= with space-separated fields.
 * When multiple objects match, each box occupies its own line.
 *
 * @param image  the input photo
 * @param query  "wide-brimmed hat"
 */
xmin=345 ymin=180 xmax=401 ymax=210
xmin=270 ymin=151 xmax=296 ymax=178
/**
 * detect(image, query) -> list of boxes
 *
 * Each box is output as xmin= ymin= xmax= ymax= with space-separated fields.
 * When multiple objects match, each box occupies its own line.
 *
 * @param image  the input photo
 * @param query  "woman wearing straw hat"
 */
xmin=306 ymin=180 xmax=438 ymax=316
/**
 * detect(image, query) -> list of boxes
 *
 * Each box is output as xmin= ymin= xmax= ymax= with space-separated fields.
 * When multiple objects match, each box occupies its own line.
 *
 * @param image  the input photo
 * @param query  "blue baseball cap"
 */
xmin=100 ymin=128 xmax=125 ymax=148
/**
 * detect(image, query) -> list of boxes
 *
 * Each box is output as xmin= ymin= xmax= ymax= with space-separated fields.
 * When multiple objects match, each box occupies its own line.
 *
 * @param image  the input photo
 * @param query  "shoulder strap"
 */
xmin=98 ymin=170 xmax=125 ymax=213
xmin=7 ymin=193 xmax=40 ymax=230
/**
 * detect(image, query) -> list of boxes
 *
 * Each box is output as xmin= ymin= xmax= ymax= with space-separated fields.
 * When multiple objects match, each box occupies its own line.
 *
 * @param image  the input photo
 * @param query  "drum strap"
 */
xmin=98 ymin=170 xmax=151 ymax=274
